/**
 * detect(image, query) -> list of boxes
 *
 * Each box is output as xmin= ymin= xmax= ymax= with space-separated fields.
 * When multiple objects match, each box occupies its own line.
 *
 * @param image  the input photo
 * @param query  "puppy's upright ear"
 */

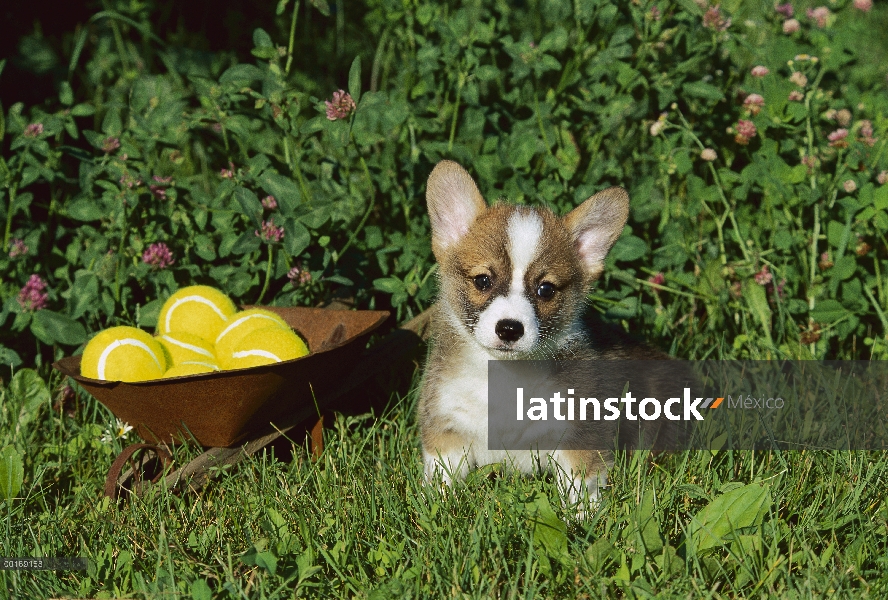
xmin=426 ymin=160 xmax=487 ymax=260
xmin=563 ymin=186 xmax=630 ymax=282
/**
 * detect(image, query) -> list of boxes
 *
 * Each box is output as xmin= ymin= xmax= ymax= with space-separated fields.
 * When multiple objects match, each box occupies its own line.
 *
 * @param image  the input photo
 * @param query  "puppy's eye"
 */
xmin=536 ymin=281 xmax=556 ymax=300
xmin=473 ymin=274 xmax=492 ymax=291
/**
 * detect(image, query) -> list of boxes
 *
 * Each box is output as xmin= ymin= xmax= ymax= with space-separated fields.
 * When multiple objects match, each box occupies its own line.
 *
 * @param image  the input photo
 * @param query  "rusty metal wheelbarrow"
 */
xmin=52 ymin=304 xmax=432 ymax=500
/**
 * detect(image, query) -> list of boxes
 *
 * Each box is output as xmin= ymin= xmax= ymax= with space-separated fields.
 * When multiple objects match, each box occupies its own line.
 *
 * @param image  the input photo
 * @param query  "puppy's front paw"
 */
xmin=559 ymin=472 xmax=607 ymax=521
xmin=546 ymin=450 xmax=610 ymax=520
xmin=422 ymin=449 xmax=469 ymax=493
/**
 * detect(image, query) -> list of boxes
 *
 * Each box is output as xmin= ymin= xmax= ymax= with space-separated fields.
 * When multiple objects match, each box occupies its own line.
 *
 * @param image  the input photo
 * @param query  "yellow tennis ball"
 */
xmin=156 ymin=285 xmax=237 ymax=340
xmin=82 ymin=326 xmax=167 ymax=382
xmin=214 ymin=308 xmax=290 ymax=359
xmin=219 ymin=326 xmax=310 ymax=370
xmin=162 ymin=361 xmax=220 ymax=378
xmin=156 ymin=331 xmax=216 ymax=366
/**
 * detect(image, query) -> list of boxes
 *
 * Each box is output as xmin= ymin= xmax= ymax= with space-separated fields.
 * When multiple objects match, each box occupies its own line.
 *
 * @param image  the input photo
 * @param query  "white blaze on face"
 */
xmin=475 ymin=211 xmax=543 ymax=352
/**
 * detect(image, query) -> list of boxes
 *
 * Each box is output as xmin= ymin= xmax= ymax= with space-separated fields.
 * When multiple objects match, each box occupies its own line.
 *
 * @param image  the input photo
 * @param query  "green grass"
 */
xmin=2 ymin=1 xmax=888 ymax=595
xmin=3 ymin=365 xmax=888 ymax=598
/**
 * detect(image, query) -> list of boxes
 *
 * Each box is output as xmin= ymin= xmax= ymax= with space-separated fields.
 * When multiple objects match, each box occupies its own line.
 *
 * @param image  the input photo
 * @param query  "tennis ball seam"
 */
xmin=164 ymin=295 xmax=230 ymax=332
xmin=97 ymin=339 xmax=163 ymax=379
xmin=178 ymin=360 xmax=220 ymax=370
xmin=216 ymin=313 xmax=286 ymax=345
xmin=232 ymin=349 xmax=282 ymax=362
xmin=160 ymin=334 xmax=215 ymax=358
xmin=179 ymin=360 xmax=219 ymax=367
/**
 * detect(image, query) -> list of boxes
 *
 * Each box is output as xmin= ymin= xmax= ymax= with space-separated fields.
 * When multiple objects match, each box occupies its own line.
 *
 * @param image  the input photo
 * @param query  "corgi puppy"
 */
xmin=418 ymin=160 xmax=673 ymax=510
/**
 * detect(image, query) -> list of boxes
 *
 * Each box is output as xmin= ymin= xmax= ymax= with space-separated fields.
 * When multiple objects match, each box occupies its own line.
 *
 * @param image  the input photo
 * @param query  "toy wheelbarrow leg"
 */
xmin=104 ymin=443 xmax=175 ymax=500
xmin=310 ymin=415 xmax=325 ymax=458
xmin=105 ymin=414 xmax=325 ymax=500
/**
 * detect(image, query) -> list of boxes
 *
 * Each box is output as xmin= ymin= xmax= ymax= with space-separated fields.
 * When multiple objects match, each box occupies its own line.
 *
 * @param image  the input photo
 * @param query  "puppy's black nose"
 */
xmin=495 ymin=319 xmax=524 ymax=342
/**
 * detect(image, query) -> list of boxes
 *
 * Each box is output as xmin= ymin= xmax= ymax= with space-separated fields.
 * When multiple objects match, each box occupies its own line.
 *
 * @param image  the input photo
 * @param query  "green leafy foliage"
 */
xmin=2 ymin=0 xmax=886 ymax=371
xmin=2 ymin=2 xmax=888 ymax=592
xmin=524 ymin=492 xmax=571 ymax=579
xmin=687 ymin=481 xmax=772 ymax=555
xmin=0 ymin=445 xmax=23 ymax=502
xmin=8 ymin=368 xmax=49 ymax=434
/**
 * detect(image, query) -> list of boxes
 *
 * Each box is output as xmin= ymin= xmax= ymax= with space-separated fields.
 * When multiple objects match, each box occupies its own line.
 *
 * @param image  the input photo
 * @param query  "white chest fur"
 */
xmin=429 ymin=343 xmax=563 ymax=476
xmin=434 ymin=343 xmax=491 ymax=449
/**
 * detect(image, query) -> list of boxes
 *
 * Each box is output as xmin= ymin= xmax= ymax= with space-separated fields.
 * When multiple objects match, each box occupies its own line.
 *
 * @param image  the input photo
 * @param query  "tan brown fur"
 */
xmin=418 ymin=160 xmax=677 ymax=511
